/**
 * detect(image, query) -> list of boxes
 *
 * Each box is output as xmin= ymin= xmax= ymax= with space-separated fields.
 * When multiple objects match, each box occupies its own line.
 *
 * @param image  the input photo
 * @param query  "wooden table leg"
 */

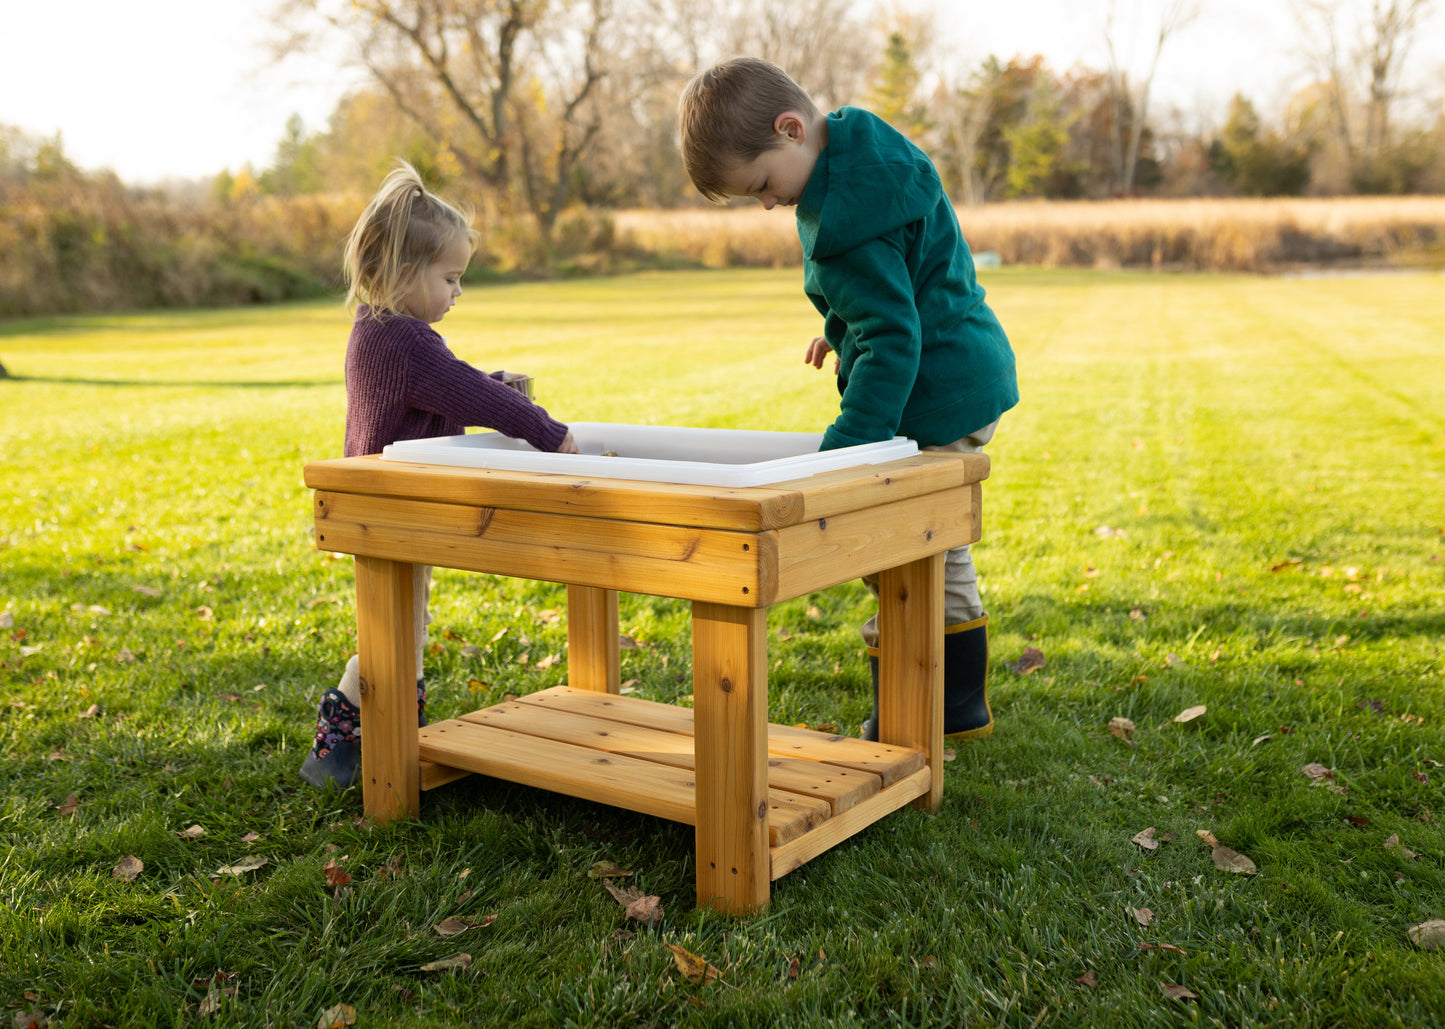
xmin=567 ymin=585 xmax=620 ymax=694
xmin=877 ymin=553 xmax=944 ymax=812
xmin=691 ymin=601 xmax=770 ymax=913
xmin=354 ymin=555 xmax=419 ymax=822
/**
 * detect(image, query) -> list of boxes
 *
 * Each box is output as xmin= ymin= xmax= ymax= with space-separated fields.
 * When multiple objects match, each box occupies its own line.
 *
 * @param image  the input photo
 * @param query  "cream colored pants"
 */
xmin=334 ymin=564 xmax=433 ymax=706
xmin=860 ymin=420 xmax=997 ymax=647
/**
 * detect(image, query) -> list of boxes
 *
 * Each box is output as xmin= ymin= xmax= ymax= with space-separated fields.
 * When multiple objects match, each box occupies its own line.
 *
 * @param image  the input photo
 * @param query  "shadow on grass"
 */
xmin=2 ymin=376 xmax=338 ymax=388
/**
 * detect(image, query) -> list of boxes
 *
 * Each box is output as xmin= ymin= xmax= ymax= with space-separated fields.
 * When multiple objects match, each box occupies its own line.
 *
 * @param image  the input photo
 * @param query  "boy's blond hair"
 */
xmin=342 ymin=161 xmax=481 ymax=318
xmin=678 ymin=57 xmax=821 ymax=204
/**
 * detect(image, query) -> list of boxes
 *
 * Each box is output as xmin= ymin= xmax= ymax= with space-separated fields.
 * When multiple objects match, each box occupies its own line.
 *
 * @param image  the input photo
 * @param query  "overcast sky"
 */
xmin=3 ymin=0 xmax=1441 ymax=184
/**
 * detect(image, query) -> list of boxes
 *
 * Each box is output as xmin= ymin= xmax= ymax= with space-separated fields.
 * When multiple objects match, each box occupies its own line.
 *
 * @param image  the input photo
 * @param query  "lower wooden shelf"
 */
xmin=416 ymin=685 xmax=932 ymax=881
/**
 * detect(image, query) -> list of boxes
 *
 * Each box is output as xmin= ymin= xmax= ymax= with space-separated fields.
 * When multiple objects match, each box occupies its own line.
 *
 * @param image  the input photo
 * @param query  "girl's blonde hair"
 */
xmin=343 ymin=161 xmax=481 ymax=317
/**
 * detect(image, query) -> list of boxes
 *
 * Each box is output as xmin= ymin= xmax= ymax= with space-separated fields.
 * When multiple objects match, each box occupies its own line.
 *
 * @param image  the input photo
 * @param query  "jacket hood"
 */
xmin=797 ymin=107 xmax=943 ymax=261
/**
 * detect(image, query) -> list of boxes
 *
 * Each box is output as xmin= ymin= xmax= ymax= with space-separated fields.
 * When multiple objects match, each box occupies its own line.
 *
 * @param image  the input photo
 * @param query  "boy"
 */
xmin=679 ymin=57 xmax=1019 ymax=743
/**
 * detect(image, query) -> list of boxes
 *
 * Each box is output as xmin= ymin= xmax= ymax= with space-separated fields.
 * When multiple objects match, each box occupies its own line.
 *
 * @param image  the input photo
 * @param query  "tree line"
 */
xmin=1 ymin=0 xmax=1441 ymax=317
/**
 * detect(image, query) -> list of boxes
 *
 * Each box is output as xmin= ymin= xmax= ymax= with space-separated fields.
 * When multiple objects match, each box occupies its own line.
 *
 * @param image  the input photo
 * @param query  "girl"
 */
xmin=300 ymin=162 xmax=579 ymax=788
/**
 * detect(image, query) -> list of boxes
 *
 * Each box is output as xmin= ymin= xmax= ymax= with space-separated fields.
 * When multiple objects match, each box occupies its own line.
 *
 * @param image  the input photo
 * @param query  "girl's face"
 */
xmin=400 ymin=234 xmax=472 ymax=324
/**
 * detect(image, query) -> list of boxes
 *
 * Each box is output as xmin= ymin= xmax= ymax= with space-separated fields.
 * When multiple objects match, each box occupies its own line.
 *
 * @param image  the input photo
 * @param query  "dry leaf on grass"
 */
xmin=1131 ymin=827 xmax=1161 ymax=851
xmin=1108 ymin=717 xmax=1136 ymax=741
xmin=588 ymin=860 xmax=634 ymax=878
xmin=215 ymin=855 xmax=268 ymax=876
xmin=1196 ymin=830 xmax=1258 ymax=874
xmin=434 ymin=914 xmax=496 ymax=938
xmin=665 ymin=943 xmax=721 ymax=984
xmin=14 ymin=1009 xmax=50 ymax=1029
xmin=317 ymin=1003 xmax=356 ymax=1028
xmin=1384 ymin=834 xmax=1419 ymax=860
xmin=112 ymin=855 xmax=144 ymax=881
xmin=1159 ymin=983 xmax=1198 ymax=1001
xmin=323 ymin=859 xmax=352 ymax=888
xmin=1007 ymin=646 xmax=1046 ymax=675
xmin=1172 ymin=705 xmax=1207 ymax=723
xmin=178 ymin=824 xmax=206 ymax=840
xmin=1407 ymin=919 xmax=1445 ymax=950
xmin=602 ymin=879 xmax=664 ymax=928
xmin=419 ymin=953 xmax=471 ymax=972
xmin=1076 ymin=970 xmax=1096 ymax=988
xmin=1128 ymin=907 xmax=1154 ymax=927
xmin=1301 ymin=762 xmax=1334 ymax=781
xmin=57 ymin=794 xmax=80 ymax=817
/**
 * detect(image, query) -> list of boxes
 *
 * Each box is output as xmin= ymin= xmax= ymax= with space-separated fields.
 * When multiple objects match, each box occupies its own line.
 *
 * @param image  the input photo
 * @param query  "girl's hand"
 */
xmin=804 ymin=336 xmax=838 ymax=373
xmin=556 ymin=430 xmax=580 ymax=454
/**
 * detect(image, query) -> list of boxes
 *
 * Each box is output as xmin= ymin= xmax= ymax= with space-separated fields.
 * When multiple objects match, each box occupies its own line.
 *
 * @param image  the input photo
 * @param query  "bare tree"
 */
xmin=1292 ymin=0 xmax=1436 ymax=186
xmin=270 ymin=0 xmax=609 ymax=241
xmin=1102 ymin=0 xmax=1200 ymax=193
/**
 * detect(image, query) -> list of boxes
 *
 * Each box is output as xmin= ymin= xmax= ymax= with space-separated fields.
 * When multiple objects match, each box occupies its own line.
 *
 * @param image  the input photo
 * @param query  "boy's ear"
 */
xmin=774 ymin=111 xmax=805 ymax=143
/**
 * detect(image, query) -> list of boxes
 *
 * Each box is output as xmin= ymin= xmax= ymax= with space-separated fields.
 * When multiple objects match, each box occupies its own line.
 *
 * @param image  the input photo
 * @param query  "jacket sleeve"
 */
xmin=815 ymin=234 xmax=921 ymax=450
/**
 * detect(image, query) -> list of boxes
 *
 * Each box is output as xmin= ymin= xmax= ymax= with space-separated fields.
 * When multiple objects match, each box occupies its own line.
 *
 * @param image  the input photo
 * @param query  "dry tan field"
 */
xmin=615 ymin=196 xmax=1445 ymax=272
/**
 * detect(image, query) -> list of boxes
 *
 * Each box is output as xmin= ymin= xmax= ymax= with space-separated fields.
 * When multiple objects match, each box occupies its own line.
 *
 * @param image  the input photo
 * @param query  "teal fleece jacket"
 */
xmin=797 ymin=107 xmax=1018 ymax=450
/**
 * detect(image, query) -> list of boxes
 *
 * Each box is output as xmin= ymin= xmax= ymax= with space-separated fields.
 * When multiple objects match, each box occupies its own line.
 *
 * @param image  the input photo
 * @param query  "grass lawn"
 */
xmin=2 ymin=267 xmax=1442 ymax=1027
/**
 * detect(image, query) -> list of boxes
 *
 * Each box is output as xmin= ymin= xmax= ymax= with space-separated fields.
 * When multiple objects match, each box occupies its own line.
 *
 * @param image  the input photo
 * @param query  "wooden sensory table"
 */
xmin=303 ymin=449 xmax=988 ymax=914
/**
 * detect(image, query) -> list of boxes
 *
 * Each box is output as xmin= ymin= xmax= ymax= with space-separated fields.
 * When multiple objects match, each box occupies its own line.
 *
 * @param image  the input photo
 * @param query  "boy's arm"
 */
xmin=814 ymin=237 xmax=922 ymax=450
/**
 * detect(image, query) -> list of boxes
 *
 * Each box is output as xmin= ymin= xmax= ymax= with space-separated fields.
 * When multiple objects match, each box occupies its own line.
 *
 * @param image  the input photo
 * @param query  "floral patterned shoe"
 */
xmin=299 ymin=680 xmax=427 ymax=788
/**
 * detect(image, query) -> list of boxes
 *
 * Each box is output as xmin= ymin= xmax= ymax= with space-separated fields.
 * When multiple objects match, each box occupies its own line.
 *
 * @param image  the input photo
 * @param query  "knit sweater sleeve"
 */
xmin=347 ymin=315 xmax=569 ymax=455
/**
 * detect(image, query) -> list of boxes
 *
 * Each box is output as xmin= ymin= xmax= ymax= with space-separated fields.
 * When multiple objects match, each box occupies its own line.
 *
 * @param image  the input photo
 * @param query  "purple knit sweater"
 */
xmin=344 ymin=310 xmax=569 ymax=458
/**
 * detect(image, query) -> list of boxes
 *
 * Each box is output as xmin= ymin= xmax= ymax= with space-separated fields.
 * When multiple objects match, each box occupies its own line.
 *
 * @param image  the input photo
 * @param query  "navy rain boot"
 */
xmin=858 ymin=616 xmax=992 ymax=742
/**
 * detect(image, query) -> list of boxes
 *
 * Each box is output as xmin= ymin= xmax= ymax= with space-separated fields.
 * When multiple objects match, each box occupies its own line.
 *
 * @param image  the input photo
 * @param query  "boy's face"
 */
xmin=719 ymin=111 xmax=820 ymax=210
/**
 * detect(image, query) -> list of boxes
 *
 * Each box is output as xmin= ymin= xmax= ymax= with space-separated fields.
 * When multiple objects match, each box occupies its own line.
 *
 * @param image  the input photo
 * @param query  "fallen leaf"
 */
xmin=1159 ymin=983 xmax=1198 ymax=1001
xmin=1301 ymin=763 xmax=1334 ymax=781
xmin=1076 ymin=970 xmax=1096 ymax=988
xmin=78 ymin=704 xmax=101 ymax=719
xmin=198 ymin=984 xmax=235 ymax=1018
xmin=588 ymin=860 xmax=634 ymax=879
xmin=323 ymin=859 xmax=352 ymax=887
xmin=618 ymin=634 xmax=639 ymax=649
xmin=433 ymin=914 xmax=496 ymax=937
xmin=178 ymin=824 xmax=207 ymax=840
xmin=1210 ymin=845 xmax=1258 ymax=875
xmin=461 ymin=644 xmax=483 ymax=658
xmin=113 ymin=855 xmax=144 ymax=881
xmin=1407 ymin=919 xmax=1445 ymax=950
xmin=1172 ymin=705 xmax=1207 ymax=723
xmin=13 ymin=1009 xmax=49 ymax=1029
xmin=241 ymin=832 xmax=261 ymax=843
xmin=116 ymin=646 xmax=136 ymax=663
xmin=195 ymin=606 xmax=214 ymax=621
xmin=665 ymin=943 xmax=721 ymax=984
xmin=1270 ymin=558 xmax=1303 ymax=572
xmin=132 ymin=585 xmax=164 ymax=598
xmin=1108 ymin=717 xmax=1136 ymax=739
xmin=625 ymin=894 xmax=664 ymax=928
xmin=419 ymin=953 xmax=472 ymax=972
xmin=215 ymin=855 xmax=268 ymax=876
xmin=1252 ymin=733 xmax=1275 ymax=747
xmin=317 ymin=1003 xmax=356 ymax=1029
xmin=1131 ymin=827 xmax=1160 ymax=851
xmin=57 ymin=794 xmax=80 ymax=817
xmin=535 ymin=653 xmax=558 ymax=670
xmin=1128 ymin=907 xmax=1154 ymax=927
xmin=0 ymin=611 xmax=13 ymax=629
xmin=1007 ymin=646 xmax=1046 ymax=675
xmin=1344 ymin=814 xmax=1370 ymax=827
xmin=1384 ymin=834 xmax=1419 ymax=860
xmin=787 ymin=956 xmax=800 ymax=980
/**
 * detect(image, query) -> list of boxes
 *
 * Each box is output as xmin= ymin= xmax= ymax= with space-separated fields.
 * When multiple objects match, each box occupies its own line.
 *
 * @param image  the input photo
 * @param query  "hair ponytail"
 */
xmin=342 ymin=161 xmax=481 ymax=318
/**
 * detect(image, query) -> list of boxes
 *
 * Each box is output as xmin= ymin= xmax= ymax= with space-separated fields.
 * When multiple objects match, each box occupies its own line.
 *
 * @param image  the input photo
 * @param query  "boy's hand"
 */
xmin=556 ymin=430 xmax=580 ymax=454
xmin=804 ymin=336 xmax=838 ymax=373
